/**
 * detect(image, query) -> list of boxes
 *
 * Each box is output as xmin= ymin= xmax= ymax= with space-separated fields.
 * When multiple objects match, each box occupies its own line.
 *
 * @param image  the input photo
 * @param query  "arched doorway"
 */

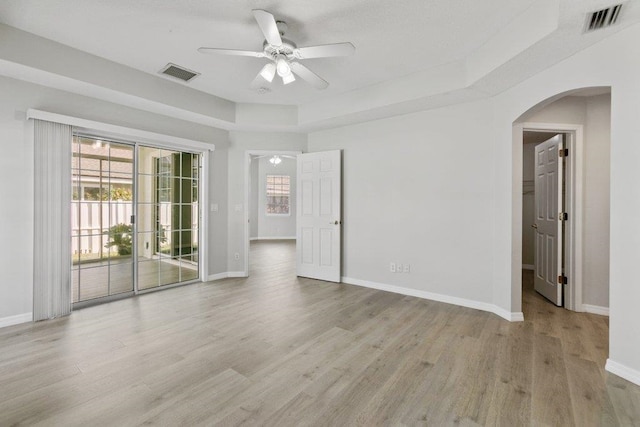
xmin=512 ymin=87 xmax=611 ymax=316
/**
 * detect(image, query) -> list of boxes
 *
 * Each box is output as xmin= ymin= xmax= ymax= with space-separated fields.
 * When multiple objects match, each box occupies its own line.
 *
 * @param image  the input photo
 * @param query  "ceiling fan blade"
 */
xmin=289 ymin=62 xmax=329 ymax=90
xmin=252 ymin=9 xmax=283 ymax=46
xmin=294 ymin=42 xmax=355 ymax=59
xmin=198 ymin=47 xmax=265 ymax=58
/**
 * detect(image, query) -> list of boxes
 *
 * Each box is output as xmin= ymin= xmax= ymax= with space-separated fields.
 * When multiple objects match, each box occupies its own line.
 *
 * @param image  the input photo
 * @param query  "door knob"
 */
xmin=531 ymin=224 xmax=538 ymax=229
xmin=331 ymin=220 xmax=341 ymax=225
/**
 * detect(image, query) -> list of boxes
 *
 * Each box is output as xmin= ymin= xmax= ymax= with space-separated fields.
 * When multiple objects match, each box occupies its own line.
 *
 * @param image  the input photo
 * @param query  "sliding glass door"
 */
xmin=71 ymin=136 xmax=201 ymax=305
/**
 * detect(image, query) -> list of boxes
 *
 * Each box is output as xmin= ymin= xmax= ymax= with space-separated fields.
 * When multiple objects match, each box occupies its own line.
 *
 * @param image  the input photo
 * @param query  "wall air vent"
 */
xmin=585 ymin=4 xmax=623 ymax=32
xmin=159 ymin=63 xmax=200 ymax=82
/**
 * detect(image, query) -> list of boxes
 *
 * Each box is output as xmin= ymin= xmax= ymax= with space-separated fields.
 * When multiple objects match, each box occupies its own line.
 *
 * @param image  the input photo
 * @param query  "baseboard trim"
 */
xmin=0 ymin=312 xmax=33 ymax=329
xmin=341 ymin=277 xmax=523 ymax=322
xmin=251 ymin=237 xmax=296 ymax=241
xmin=583 ymin=304 xmax=609 ymax=316
xmin=506 ymin=311 xmax=525 ymax=322
xmin=606 ymin=359 xmax=640 ymax=386
xmin=227 ymin=271 xmax=247 ymax=278
xmin=207 ymin=272 xmax=228 ymax=281
xmin=522 ymin=264 xmax=534 ymax=271
xmin=207 ymin=271 xmax=248 ymax=281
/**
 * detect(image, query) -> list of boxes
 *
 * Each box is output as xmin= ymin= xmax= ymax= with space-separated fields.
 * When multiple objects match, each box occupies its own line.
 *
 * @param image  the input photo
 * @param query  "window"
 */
xmin=266 ymin=175 xmax=290 ymax=215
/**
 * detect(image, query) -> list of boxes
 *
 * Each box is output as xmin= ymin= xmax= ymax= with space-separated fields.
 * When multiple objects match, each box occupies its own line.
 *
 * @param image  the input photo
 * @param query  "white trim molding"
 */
xmin=606 ymin=359 xmax=640 ymax=387
xmin=207 ymin=271 xmax=249 ymax=281
xmin=342 ymin=277 xmax=524 ymax=322
xmin=26 ymin=109 xmax=215 ymax=152
xmin=251 ymin=236 xmax=296 ymax=241
xmin=583 ymin=304 xmax=609 ymax=316
xmin=0 ymin=312 xmax=33 ymax=329
xmin=207 ymin=272 xmax=229 ymax=282
xmin=228 ymin=271 xmax=248 ymax=278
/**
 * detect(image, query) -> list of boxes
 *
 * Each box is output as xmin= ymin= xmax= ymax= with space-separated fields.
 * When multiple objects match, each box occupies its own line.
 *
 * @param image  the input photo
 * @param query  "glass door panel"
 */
xmin=137 ymin=146 xmax=200 ymax=289
xmin=71 ymin=136 xmax=134 ymax=303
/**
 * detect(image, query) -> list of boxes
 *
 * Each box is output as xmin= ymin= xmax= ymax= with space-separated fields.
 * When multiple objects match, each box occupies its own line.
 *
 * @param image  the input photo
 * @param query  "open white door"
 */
xmin=296 ymin=150 xmax=341 ymax=282
xmin=534 ymin=134 xmax=564 ymax=306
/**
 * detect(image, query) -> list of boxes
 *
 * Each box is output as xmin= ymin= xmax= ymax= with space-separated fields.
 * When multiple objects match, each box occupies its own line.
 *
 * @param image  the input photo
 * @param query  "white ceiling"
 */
xmin=0 ymin=0 xmax=638 ymax=128
xmin=0 ymin=0 xmax=542 ymax=105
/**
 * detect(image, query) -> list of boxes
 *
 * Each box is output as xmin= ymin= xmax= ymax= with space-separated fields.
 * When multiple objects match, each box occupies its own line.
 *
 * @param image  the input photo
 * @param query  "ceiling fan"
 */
xmin=198 ymin=9 xmax=355 ymax=90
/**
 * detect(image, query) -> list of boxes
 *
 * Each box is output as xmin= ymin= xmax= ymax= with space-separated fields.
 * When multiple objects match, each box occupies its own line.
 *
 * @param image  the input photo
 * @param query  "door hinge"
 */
xmin=559 ymin=148 xmax=569 ymax=158
xmin=558 ymin=274 xmax=568 ymax=285
xmin=559 ymin=212 xmax=568 ymax=221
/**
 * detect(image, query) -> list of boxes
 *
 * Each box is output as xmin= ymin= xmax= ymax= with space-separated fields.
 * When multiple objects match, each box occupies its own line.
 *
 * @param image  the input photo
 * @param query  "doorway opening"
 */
xmin=244 ymin=150 xmax=300 ymax=276
xmin=523 ymin=131 xmax=570 ymax=307
xmin=513 ymin=87 xmax=611 ymax=317
xmin=517 ymin=123 xmax=582 ymax=312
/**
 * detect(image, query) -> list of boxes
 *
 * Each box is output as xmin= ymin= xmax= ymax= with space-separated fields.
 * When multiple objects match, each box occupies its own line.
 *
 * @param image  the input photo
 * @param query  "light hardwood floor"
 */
xmin=1 ymin=240 xmax=639 ymax=426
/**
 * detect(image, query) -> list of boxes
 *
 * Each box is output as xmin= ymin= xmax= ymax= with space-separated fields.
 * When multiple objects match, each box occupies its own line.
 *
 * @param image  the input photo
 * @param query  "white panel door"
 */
xmin=534 ymin=135 xmax=563 ymax=306
xmin=296 ymin=150 xmax=341 ymax=282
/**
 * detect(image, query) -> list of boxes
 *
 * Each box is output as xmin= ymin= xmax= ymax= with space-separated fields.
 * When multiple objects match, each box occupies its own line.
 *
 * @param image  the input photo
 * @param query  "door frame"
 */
xmin=513 ymin=122 xmax=584 ymax=312
xmin=243 ymin=150 xmax=302 ymax=276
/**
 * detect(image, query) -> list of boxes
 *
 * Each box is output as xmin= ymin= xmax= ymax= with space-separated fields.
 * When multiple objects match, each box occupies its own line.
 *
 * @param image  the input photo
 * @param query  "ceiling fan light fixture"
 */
xmin=269 ymin=155 xmax=282 ymax=165
xmin=275 ymin=55 xmax=290 ymax=77
xmin=259 ymin=63 xmax=276 ymax=82
xmin=282 ymin=72 xmax=296 ymax=85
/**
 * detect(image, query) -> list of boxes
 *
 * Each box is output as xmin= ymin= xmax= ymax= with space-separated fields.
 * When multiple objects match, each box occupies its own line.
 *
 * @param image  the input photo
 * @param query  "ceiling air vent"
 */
xmin=585 ymin=4 xmax=623 ymax=32
xmin=159 ymin=63 xmax=200 ymax=82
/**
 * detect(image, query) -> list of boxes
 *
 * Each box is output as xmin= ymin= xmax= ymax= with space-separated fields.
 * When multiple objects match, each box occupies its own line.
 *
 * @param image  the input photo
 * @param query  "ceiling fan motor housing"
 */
xmin=263 ymin=39 xmax=298 ymax=61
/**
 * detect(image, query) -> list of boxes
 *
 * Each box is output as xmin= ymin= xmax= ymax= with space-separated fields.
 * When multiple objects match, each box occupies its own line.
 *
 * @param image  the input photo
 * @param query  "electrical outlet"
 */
xmin=390 ymin=262 xmax=396 ymax=273
xmin=404 ymin=264 xmax=410 ymax=273
xmin=234 ymin=252 xmax=240 ymax=260
xmin=397 ymin=263 xmax=403 ymax=273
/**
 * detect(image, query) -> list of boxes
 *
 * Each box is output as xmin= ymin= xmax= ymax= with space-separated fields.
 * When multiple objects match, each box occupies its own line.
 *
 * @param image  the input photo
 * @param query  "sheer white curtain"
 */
xmin=33 ymin=120 xmax=72 ymax=321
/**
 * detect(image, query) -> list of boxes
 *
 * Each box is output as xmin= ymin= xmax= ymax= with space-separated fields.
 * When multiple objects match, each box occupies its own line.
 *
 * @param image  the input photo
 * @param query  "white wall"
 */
xmin=0 ymin=75 xmax=228 ymax=324
xmin=583 ymin=95 xmax=611 ymax=308
xmin=518 ymin=95 xmax=611 ymax=308
xmin=255 ymin=156 xmax=296 ymax=239
xmin=309 ymin=100 xmax=495 ymax=305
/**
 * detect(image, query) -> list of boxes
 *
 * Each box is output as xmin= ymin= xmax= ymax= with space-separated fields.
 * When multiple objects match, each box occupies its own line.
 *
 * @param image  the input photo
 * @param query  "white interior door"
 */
xmin=296 ymin=150 xmax=341 ymax=282
xmin=534 ymin=134 xmax=563 ymax=306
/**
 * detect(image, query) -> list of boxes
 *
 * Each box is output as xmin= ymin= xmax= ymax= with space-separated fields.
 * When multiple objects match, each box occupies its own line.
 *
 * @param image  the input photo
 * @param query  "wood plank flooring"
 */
xmin=1 ymin=240 xmax=639 ymax=426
